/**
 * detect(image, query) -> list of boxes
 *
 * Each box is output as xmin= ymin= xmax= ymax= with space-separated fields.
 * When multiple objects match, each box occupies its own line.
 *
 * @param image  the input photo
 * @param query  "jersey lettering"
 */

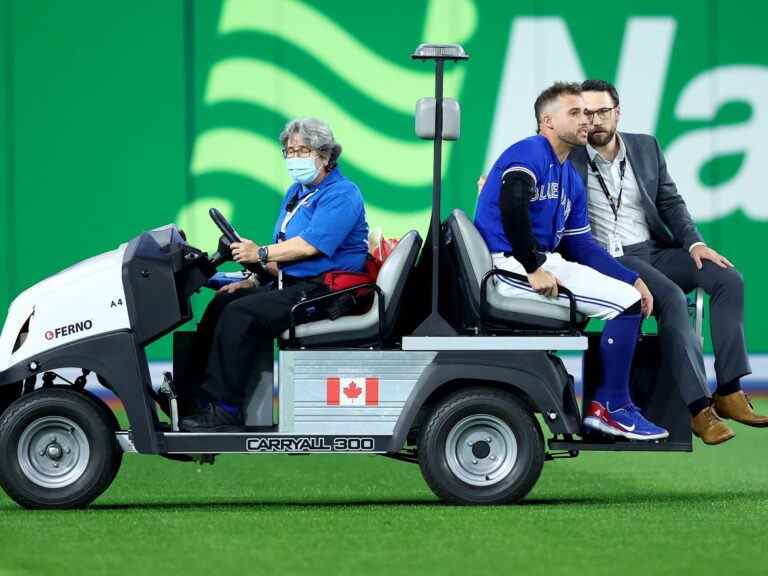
xmin=475 ymin=135 xmax=590 ymax=254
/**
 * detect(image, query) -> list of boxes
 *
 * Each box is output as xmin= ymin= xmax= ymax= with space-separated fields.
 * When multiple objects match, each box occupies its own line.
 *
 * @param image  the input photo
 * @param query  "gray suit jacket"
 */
xmin=569 ymin=132 xmax=704 ymax=251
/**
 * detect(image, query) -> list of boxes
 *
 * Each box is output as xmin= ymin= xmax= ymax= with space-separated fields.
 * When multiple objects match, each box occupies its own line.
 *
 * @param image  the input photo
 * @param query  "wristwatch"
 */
xmin=257 ymin=245 xmax=269 ymax=263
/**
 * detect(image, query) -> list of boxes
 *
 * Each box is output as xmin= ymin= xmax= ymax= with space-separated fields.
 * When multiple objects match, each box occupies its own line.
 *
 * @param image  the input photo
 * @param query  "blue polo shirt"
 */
xmin=272 ymin=168 xmax=369 ymax=278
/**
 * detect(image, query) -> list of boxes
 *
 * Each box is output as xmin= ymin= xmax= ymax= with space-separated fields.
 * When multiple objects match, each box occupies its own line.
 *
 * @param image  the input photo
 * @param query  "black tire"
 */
xmin=0 ymin=388 xmax=123 ymax=509
xmin=418 ymin=387 xmax=544 ymax=505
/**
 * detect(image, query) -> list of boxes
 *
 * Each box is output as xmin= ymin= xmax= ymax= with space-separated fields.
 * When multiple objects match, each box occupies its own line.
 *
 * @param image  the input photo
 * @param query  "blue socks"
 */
xmin=216 ymin=400 xmax=240 ymax=416
xmin=716 ymin=378 xmax=742 ymax=396
xmin=594 ymin=311 xmax=641 ymax=411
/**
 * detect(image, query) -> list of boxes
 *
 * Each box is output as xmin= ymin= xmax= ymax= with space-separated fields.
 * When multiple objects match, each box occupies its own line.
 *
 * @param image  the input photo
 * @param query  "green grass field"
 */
xmin=2 ymin=401 xmax=768 ymax=576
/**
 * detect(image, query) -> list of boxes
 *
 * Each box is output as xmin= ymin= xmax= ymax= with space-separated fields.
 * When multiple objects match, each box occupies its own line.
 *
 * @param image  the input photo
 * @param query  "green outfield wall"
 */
xmin=1 ymin=0 xmax=766 ymax=358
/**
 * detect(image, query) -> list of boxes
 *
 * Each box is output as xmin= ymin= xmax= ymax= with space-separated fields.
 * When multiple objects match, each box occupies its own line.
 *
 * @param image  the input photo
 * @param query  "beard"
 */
xmin=588 ymin=125 xmax=616 ymax=147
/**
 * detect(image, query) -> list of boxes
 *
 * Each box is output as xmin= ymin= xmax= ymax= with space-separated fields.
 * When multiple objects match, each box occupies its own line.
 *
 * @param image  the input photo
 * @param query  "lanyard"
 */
xmin=277 ymin=189 xmax=316 ymax=288
xmin=589 ymin=157 xmax=626 ymax=221
xmin=278 ymin=189 xmax=316 ymax=241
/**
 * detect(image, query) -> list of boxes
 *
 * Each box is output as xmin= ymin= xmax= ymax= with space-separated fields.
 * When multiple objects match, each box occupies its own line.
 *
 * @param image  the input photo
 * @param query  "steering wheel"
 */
xmin=209 ymin=207 xmax=241 ymax=244
xmin=208 ymin=208 xmax=272 ymax=281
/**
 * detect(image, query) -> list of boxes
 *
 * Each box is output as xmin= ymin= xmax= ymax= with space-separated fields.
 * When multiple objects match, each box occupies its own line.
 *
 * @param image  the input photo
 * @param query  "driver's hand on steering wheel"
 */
xmin=231 ymin=238 xmax=260 ymax=264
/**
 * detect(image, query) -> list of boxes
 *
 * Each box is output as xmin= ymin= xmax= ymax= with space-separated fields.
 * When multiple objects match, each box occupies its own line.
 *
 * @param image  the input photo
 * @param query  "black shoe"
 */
xmin=179 ymin=402 xmax=244 ymax=432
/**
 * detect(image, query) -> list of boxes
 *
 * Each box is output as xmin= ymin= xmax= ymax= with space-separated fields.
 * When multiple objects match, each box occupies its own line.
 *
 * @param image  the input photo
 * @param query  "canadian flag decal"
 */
xmin=326 ymin=377 xmax=379 ymax=406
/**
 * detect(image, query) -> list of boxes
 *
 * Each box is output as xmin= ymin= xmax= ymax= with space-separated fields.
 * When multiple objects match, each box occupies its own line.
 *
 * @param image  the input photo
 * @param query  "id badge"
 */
xmin=608 ymin=233 xmax=624 ymax=257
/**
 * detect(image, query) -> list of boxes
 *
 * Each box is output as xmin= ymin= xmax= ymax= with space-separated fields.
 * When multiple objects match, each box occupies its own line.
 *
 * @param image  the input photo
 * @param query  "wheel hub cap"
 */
xmin=18 ymin=416 xmax=91 ymax=489
xmin=445 ymin=414 xmax=518 ymax=487
xmin=46 ymin=443 xmax=64 ymax=460
xmin=471 ymin=440 xmax=491 ymax=459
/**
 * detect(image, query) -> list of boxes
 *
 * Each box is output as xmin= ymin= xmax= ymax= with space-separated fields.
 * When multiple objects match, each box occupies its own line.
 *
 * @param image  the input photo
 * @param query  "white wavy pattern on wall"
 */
xmin=183 ymin=0 xmax=475 ymax=245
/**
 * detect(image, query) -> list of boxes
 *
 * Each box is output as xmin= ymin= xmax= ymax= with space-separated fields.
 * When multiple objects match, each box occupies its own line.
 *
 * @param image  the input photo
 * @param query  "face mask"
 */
xmin=286 ymin=157 xmax=319 ymax=184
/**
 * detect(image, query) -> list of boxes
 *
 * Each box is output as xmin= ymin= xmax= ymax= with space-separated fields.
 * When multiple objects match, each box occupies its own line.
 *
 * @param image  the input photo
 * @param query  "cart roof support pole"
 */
xmin=411 ymin=44 xmax=468 ymax=336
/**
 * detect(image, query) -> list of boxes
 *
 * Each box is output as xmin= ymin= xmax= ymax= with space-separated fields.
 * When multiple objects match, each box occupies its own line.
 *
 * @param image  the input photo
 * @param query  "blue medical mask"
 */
xmin=286 ymin=157 xmax=319 ymax=184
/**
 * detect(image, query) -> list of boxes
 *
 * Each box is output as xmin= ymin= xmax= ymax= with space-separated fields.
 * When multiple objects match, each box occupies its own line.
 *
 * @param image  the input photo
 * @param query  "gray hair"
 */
xmin=280 ymin=117 xmax=343 ymax=170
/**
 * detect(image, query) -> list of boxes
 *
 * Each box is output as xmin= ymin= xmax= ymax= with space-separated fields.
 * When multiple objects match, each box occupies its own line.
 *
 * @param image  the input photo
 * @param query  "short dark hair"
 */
xmin=581 ymin=79 xmax=620 ymax=106
xmin=534 ymin=82 xmax=582 ymax=133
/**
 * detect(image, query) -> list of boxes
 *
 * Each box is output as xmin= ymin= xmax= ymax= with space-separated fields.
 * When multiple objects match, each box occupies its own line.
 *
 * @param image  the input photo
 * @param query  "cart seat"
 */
xmin=281 ymin=230 xmax=422 ymax=346
xmin=446 ymin=209 xmax=584 ymax=330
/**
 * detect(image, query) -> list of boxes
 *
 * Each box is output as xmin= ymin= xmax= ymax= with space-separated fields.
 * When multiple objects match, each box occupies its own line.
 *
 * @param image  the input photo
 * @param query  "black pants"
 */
xmin=619 ymin=242 xmax=750 ymax=405
xmin=185 ymin=280 xmax=328 ymax=405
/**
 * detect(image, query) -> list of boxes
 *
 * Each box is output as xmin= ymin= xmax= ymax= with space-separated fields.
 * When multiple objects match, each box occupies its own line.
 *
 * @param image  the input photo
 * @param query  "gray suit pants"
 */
xmin=619 ymin=242 xmax=751 ymax=405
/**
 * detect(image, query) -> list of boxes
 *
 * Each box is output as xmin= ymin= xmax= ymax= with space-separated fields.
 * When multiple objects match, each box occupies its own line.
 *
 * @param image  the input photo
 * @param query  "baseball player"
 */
xmin=475 ymin=82 xmax=667 ymax=440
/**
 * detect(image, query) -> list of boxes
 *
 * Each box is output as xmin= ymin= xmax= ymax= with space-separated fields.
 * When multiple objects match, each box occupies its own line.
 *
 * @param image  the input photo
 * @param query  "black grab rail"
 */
xmin=479 ymin=268 xmax=579 ymax=334
xmin=287 ymin=283 xmax=386 ymax=347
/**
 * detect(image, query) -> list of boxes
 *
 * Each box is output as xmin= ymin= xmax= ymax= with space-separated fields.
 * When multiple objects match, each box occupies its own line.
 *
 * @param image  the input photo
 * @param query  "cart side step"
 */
xmin=548 ymin=437 xmax=692 ymax=453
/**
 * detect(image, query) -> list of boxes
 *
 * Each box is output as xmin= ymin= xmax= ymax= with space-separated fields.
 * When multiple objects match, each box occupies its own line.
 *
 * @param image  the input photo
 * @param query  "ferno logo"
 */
xmin=44 ymin=320 xmax=93 ymax=341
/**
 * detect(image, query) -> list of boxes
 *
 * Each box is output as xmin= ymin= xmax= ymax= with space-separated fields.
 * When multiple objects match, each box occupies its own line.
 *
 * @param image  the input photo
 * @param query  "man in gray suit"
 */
xmin=569 ymin=79 xmax=768 ymax=444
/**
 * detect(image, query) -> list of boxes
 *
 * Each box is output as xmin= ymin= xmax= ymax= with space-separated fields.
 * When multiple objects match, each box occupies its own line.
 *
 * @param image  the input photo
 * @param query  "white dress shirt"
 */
xmin=585 ymin=134 xmax=651 ymax=250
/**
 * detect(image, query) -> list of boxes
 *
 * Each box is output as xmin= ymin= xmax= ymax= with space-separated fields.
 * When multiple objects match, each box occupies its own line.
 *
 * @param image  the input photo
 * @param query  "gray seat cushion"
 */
xmin=448 ymin=209 xmax=583 ymax=328
xmin=281 ymin=230 xmax=422 ymax=345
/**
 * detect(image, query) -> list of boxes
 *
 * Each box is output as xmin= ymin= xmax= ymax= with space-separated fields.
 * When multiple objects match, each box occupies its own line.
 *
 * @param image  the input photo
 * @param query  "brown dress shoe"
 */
xmin=691 ymin=407 xmax=735 ymax=445
xmin=713 ymin=390 xmax=768 ymax=427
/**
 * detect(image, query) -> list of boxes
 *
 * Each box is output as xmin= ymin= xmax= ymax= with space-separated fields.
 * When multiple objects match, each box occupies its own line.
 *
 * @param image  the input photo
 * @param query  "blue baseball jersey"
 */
xmin=475 ymin=135 xmax=638 ymax=285
xmin=475 ymin=135 xmax=588 ymax=253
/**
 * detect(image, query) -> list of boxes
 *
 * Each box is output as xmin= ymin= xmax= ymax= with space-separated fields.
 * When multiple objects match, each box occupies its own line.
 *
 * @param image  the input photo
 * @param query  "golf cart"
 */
xmin=0 ymin=44 xmax=693 ymax=509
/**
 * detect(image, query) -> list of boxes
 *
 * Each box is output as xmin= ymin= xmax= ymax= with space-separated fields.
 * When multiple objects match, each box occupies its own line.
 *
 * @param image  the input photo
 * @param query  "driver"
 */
xmin=179 ymin=117 xmax=369 ymax=431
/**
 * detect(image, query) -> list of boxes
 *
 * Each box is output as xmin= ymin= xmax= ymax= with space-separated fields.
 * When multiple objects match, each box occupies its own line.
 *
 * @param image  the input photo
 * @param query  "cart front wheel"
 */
xmin=0 ymin=388 xmax=122 ymax=509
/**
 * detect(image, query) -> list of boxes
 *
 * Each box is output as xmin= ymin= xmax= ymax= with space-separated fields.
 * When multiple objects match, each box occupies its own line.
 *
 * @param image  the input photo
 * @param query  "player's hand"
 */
xmin=691 ymin=244 xmax=732 ymax=270
xmin=231 ymin=238 xmax=260 ymax=264
xmin=633 ymin=277 xmax=654 ymax=318
xmin=476 ymin=175 xmax=487 ymax=194
xmin=528 ymin=268 xmax=559 ymax=299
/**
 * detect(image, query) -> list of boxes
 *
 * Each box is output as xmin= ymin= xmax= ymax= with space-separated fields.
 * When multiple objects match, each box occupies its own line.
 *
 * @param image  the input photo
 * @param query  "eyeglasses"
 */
xmin=584 ymin=106 xmax=616 ymax=121
xmin=282 ymin=146 xmax=314 ymax=159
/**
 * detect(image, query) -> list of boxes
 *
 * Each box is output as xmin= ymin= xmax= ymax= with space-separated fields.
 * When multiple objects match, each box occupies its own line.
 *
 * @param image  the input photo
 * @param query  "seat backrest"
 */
xmin=283 ymin=229 xmax=421 ymax=345
xmin=377 ymin=229 xmax=422 ymax=336
xmin=445 ymin=208 xmax=580 ymax=330
xmin=446 ymin=209 xmax=491 ymax=313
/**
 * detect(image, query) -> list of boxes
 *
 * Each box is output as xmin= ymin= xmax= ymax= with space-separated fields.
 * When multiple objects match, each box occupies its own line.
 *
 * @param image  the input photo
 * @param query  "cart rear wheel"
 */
xmin=418 ymin=387 xmax=543 ymax=504
xmin=0 ymin=388 xmax=122 ymax=509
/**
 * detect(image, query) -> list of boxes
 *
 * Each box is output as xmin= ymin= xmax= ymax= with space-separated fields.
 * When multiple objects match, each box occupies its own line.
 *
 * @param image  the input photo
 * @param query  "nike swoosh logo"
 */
xmin=616 ymin=422 xmax=636 ymax=432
